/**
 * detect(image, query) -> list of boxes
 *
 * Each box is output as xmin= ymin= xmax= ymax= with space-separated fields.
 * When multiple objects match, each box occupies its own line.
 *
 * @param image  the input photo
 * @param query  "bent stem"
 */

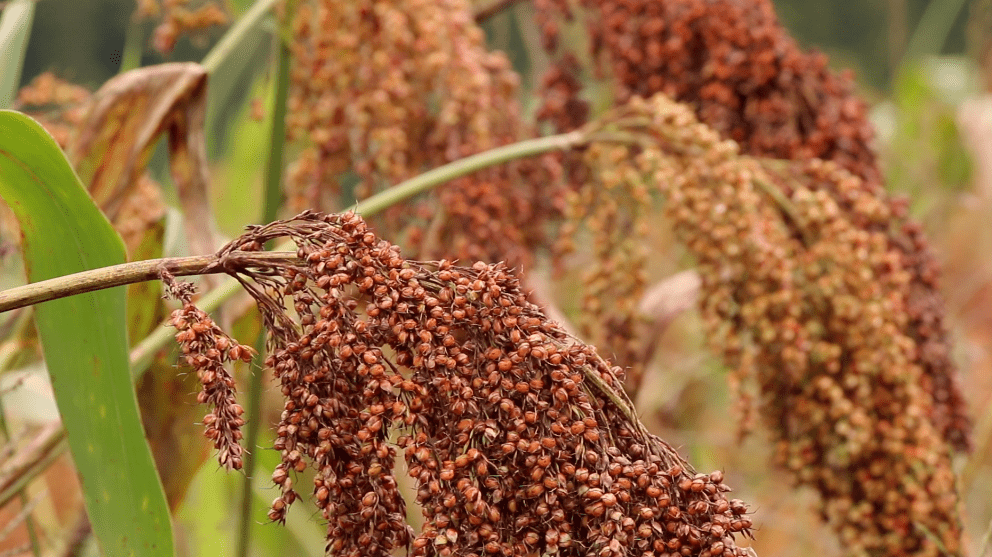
xmin=0 ymin=131 xmax=591 ymax=321
xmin=0 ymin=251 xmax=299 ymax=313
xmin=350 ymin=130 xmax=586 ymax=215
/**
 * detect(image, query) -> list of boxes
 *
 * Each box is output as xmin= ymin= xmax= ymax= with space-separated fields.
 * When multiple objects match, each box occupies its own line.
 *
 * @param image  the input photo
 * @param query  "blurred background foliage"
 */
xmin=16 ymin=0 xmax=978 ymax=92
xmin=1 ymin=0 xmax=992 ymax=556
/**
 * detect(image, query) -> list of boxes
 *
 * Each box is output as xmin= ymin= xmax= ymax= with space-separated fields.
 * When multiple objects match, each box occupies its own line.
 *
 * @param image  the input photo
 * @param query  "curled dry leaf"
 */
xmin=70 ymin=62 xmax=218 ymax=258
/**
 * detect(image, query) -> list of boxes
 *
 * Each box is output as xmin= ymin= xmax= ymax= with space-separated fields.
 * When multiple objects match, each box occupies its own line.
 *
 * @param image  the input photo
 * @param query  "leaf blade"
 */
xmin=0 ymin=110 xmax=175 ymax=557
xmin=0 ymin=0 xmax=35 ymax=109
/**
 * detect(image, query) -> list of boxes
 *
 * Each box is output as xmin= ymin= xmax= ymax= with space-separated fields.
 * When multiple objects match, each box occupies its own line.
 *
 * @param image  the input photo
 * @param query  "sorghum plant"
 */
xmin=12 ymin=72 xmax=91 ymax=150
xmin=533 ymin=0 xmax=969 ymax=456
xmin=136 ymin=0 xmax=230 ymax=54
xmin=603 ymin=94 xmax=963 ymax=557
xmin=554 ymin=143 xmax=655 ymax=394
xmin=275 ymin=0 xmax=972 ymax=543
xmin=284 ymin=0 xmax=562 ymax=267
xmin=165 ymin=273 xmax=254 ymax=471
xmin=171 ymin=210 xmax=755 ymax=557
xmin=534 ymin=0 xmax=878 ymax=180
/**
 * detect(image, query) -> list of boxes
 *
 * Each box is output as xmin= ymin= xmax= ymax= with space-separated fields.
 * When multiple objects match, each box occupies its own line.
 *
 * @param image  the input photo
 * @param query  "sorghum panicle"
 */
xmin=556 ymin=143 xmax=655 ymax=393
xmin=135 ymin=0 xmax=229 ymax=54
xmin=187 ymin=211 xmax=755 ymax=557
xmin=284 ymin=0 xmax=563 ymax=267
xmin=165 ymin=273 xmax=254 ymax=471
xmin=533 ymin=0 xmax=969 ymax=453
xmin=535 ymin=0 xmax=877 ymax=181
xmin=14 ymin=72 xmax=91 ymax=150
xmin=617 ymin=94 xmax=962 ymax=556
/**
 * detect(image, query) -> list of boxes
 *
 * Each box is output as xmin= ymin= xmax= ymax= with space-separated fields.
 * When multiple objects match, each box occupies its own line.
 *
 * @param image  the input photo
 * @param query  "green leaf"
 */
xmin=0 ymin=110 xmax=174 ymax=557
xmin=0 ymin=0 xmax=35 ymax=108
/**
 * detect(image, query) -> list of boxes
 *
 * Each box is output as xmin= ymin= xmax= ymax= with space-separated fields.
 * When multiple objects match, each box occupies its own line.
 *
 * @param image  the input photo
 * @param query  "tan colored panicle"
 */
xmin=536 ymin=0 xmax=969 ymax=457
xmin=616 ymin=94 xmax=963 ymax=557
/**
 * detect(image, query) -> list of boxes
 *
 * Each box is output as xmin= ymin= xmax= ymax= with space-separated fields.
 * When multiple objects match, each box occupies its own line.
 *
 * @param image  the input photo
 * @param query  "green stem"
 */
xmin=119 ymin=12 xmax=144 ymax=73
xmin=903 ymin=0 xmax=970 ymax=62
xmin=351 ymin=131 xmax=585 ymax=215
xmin=200 ymin=0 xmax=280 ymax=75
xmin=236 ymin=26 xmax=291 ymax=557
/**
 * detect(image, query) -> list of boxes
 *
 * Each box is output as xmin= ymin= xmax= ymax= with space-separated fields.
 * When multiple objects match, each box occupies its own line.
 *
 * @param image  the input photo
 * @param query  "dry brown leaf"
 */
xmin=70 ymin=62 xmax=218 ymax=258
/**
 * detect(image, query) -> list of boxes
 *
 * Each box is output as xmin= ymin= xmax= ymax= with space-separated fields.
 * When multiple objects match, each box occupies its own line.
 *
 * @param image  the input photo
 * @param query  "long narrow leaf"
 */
xmin=0 ymin=111 xmax=174 ymax=557
xmin=0 ymin=0 xmax=35 ymax=108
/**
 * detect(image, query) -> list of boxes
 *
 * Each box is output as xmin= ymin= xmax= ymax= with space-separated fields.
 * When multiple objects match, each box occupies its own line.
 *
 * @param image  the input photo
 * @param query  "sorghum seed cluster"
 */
xmin=183 ymin=211 xmax=754 ymax=557
xmin=619 ymin=94 xmax=962 ymax=556
xmin=534 ymin=0 xmax=878 ymax=182
xmin=532 ymin=0 xmax=969 ymax=453
xmin=13 ymin=72 xmax=91 ymax=150
xmin=555 ymin=142 xmax=655 ymax=394
xmin=165 ymin=272 xmax=254 ymax=471
xmin=284 ymin=0 xmax=561 ymax=266
xmin=135 ymin=0 xmax=229 ymax=54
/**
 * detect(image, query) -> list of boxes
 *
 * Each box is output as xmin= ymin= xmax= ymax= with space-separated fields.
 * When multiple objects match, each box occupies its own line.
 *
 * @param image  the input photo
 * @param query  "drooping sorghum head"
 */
xmin=533 ymin=0 xmax=970 ymax=455
xmin=181 ymin=210 xmax=756 ymax=557
xmin=610 ymin=94 xmax=963 ymax=557
xmin=164 ymin=272 xmax=255 ymax=471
